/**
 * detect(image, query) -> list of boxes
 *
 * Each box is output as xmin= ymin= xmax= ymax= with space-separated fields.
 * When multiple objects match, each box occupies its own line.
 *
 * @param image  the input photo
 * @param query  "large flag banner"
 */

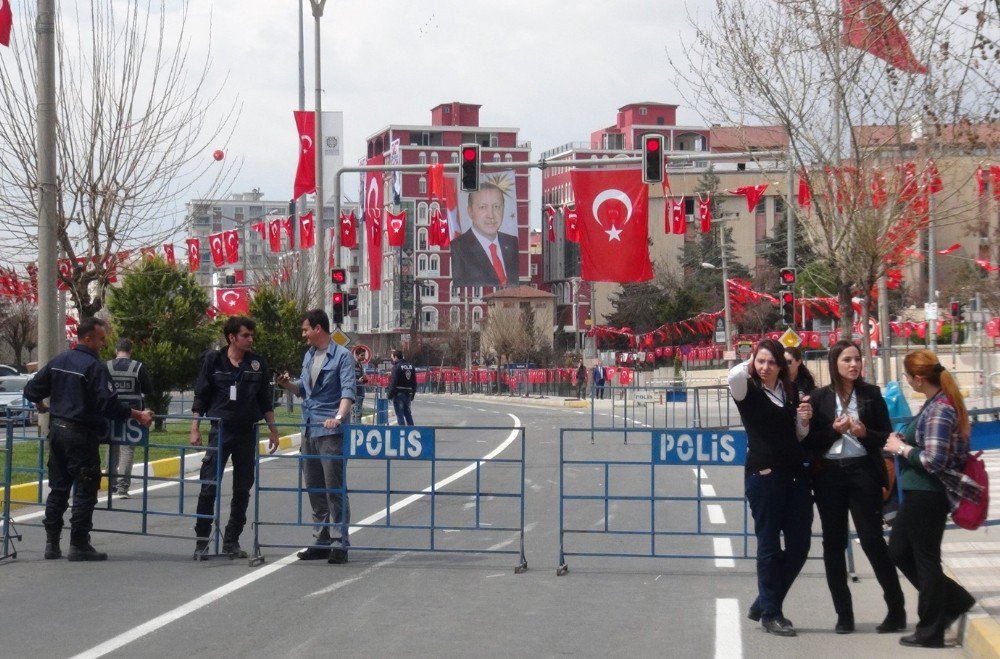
xmin=564 ymin=205 xmax=580 ymax=243
xmin=340 ymin=211 xmax=358 ymax=249
xmin=365 ymin=153 xmax=384 ymax=290
xmin=56 ymin=258 xmax=72 ymax=291
xmin=386 ymin=209 xmax=406 ymax=247
xmin=697 ymin=196 xmax=712 ymax=233
xmin=208 ymin=232 xmax=226 ymax=267
xmin=163 ymin=243 xmax=176 ymax=266
xmin=842 ymin=0 xmax=927 ymax=74
xmin=186 ymin=238 xmax=201 ymax=272
xmin=281 ymin=216 xmax=295 ymax=250
xmin=268 ymin=219 xmax=282 ymax=253
xmin=293 ymin=110 xmax=316 ymax=199
xmin=0 ymin=0 xmax=12 ymax=47
xmin=224 ymin=230 xmax=240 ymax=264
xmin=571 ymin=169 xmax=653 ymax=283
xmin=299 ymin=211 xmax=316 ymax=249
xmin=216 ymin=288 xmax=250 ymax=315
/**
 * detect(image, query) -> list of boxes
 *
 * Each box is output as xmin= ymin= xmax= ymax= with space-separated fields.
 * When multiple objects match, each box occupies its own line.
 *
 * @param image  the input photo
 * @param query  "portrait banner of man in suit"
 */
xmin=451 ymin=170 xmax=520 ymax=288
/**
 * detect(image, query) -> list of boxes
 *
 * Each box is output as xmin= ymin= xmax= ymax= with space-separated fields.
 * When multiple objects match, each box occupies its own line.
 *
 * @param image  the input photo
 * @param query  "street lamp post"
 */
xmin=702 ymin=226 xmax=733 ymax=358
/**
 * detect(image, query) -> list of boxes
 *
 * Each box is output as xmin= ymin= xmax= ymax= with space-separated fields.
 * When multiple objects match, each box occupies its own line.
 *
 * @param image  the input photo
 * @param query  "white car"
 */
xmin=0 ymin=374 xmax=37 ymax=426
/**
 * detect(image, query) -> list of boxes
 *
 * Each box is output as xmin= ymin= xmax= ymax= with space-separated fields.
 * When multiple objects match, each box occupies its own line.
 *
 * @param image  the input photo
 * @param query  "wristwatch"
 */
xmin=334 ymin=414 xmax=343 ymax=421
xmin=896 ymin=445 xmax=906 ymax=456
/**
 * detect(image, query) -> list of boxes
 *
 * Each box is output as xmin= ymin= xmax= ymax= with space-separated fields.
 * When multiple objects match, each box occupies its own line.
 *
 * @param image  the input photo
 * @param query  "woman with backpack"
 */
xmin=884 ymin=349 xmax=981 ymax=648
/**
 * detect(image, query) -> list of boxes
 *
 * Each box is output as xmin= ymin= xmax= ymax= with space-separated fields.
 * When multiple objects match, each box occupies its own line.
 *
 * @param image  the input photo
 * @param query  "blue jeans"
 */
xmin=745 ymin=468 xmax=813 ymax=621
xmin=392 ymin=395 xmax=414 ymax=425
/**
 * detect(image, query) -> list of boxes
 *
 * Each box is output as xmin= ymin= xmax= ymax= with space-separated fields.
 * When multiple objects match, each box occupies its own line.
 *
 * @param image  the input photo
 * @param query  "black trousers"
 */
xmin=813 ymin=460 xmax=904 ymax=618
xmin=44 ymin=421 xmax=102 ymax=545
xmin=889 ymin=489 xmax=975 ymax=643
xmin=194 ymin=427 xmax=257 ymax=542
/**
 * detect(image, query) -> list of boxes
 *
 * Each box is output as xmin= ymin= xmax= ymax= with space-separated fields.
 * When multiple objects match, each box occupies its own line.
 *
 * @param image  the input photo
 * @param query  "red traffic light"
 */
xmin=333 ymin=292 xmax=344 ymax=305
xmin=779 ymin=267 xmax=796 ymax=285
xmin=463 ymin=147 xmax=477 ymax=161
xmin=331 ymin=268 xmax=347 ymax=285
xmin=645 ymin=137 xmax=660 ymax=152
xmin=951 ymin=302 xmax=960 ymax=316
xmin=781 ymin=291 xmax=794 ymax=304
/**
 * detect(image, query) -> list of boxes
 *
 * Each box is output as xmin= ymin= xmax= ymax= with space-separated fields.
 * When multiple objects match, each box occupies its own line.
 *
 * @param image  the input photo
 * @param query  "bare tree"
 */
xmin=0 ymin=0 xmax=240 ymax=316
xmin=0 ymin=299 xmax=38 ymax=370
xmin=669 ymin=0 xmax=1000 ymax=367
xmin=480 ymin=306 xmax=532 ymax=368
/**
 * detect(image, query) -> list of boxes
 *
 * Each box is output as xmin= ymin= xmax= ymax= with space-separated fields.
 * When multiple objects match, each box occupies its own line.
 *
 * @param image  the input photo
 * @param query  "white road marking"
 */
xmin=306 ymin=552 xmax=408 ymax=598
xmin=715 ymin=598 xmax=742 ymax=659
xmin=692 ymin=468 xmax=709 ymax=479
xmin=71 ymin=413 xmax=524 ymax=659
xmin=700 ymin=483 xmax=717 ymax=497
xmin=713 ymin=538 xmax=735 ymax=568
xmin=707 ymin=504 xmax=726 ymax=525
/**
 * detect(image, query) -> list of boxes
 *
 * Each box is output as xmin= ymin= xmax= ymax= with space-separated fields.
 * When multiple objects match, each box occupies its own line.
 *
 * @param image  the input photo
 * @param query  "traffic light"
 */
xmin=950 ymin=300 xmax=961 ymax=321
xmin=345 ymin=293 xmax=358 ymax=313
xmin=460 ymin=143 xmax=481 ymax=192
xmin=779 ymin=267 xmax=796 ymax=286
xmin=331 ymin=268 xmax=347 ymax=286
xmin=332 ymin=291 xmax=345 ymax=325
xmin=781 ymin=290 xmax=795 ymax=326
xmin=641 ymin=133 xmax=664 ymax=184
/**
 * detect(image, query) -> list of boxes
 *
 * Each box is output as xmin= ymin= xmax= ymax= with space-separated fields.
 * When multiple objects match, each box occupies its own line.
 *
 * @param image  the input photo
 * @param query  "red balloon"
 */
xmin=212 ymin=149 xmax=225 ymax=161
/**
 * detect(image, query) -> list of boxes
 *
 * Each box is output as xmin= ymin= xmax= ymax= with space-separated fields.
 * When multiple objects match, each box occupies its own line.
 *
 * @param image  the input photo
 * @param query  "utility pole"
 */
xmin=37 ymin=0 xmax=59 ymax=367
xmin=310 ymin=0 xmax=329 ymax=314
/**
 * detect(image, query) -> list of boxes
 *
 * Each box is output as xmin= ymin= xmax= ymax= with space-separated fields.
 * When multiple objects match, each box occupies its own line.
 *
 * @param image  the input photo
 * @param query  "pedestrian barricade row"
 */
xmin=251 ymin=423 xmax=527 ymax=572
xmin=592 ymin=384 xmax=740 ymax=434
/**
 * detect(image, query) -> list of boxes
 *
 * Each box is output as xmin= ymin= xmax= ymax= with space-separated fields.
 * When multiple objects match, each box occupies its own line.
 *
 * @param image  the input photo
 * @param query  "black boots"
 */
xmin=43 ymin=532 xmax=61 ymax=560
xmin=68 ymin=542 xmax=108 ymax=561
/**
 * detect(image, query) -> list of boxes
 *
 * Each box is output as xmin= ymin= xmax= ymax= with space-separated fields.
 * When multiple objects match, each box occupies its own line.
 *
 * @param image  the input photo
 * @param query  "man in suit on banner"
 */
xmin=451 ymin=181 xmax=519 ymax=288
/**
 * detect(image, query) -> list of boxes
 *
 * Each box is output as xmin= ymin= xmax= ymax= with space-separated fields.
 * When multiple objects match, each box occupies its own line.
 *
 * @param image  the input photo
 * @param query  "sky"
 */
xmin=171 ymin=0 xmax=711 ymax=229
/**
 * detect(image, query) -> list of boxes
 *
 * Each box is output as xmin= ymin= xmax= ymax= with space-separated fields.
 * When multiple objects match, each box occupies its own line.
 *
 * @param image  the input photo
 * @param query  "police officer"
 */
xmin=107 ymin=338 xmax=153 ymax=499
xmin=24 ymin=318 xmax=154 ymax=561
xmin=387 ymin=349 xmax=415 ymax=426
xmin=190 ymin=316 xmax=279 ymax=559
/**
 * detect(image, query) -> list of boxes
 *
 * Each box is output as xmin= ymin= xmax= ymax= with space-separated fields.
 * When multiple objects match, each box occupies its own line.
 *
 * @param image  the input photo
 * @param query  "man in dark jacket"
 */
xmin=24 ymin=318 xmax=154 ymax=561
xmin=190 ymin=316 xmax=279 ymax=559
xmin=387 ymin=349 xmax=415 ymax=426
xmin=106 ymin=338 xmax=154 ymax=498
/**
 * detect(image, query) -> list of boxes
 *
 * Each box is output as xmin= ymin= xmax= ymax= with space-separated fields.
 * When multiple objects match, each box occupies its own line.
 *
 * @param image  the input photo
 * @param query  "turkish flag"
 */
xmin=871 ymin=169 xmax=888 ymax=208
xmin=340 ymin=211 xmax=358 ymax=248
xmin=365 ymin=154 xmax=384 ymax=291
xmin=545 ymin=205 xmax=556 ymax=242
xmin=923 ymin=159 xmax=943 ymax=194
xmin=386 ymin=209 xmax=406 ymax=247
xmin=293 ymin=110 xmax=316 ymax=199
xmin=797 ymin=174 xmax=811 ymax=209
xmin=57 ymin=258 xmax=72 ymax=291
xmin=842 ymin=0 xmax=927 ymax=74
xmin=209 ymin=232 xmax=226 ymax=267
xmin=224 ymin=230 xmax=239 ymax=264
xmin=281 ymin=216 xmax=295 ymax=250
xmin=268 ymin=219 xmax=282 ymax=253
xmin=251 ymin=221 xmax=267 ymax=240
xmin=937 ymin=243 xmax=960 ymax=255
xmin=570 ymin=169 xmax=653 ymax=283
xmin=991 ymin=165 xmax=1000 ymax=201
xmin=897 ymin=161 xmax=918 ymax=200
xmin=428 ymin=163 xmax=445 ymax=202
xmin=697 ymin=196 xmax=712 ymax=233
xmin=672 ymin=196 xmax=686 ymax=235
xmin=431 ymin=208 xmax=451 ymax=248
xmin=140 ymin=247 xmax=157 ymax=260
xmin=163 ymin=243 xmax=176 ymax=266
xmin=186 ymin=238 xmax=200 ymax=272
xmin=299 ymin=211 xmax=315 ymax=249
xmin=731 ymin=184 xmax=767 ymax=212
xmin=0 ymin=0 xmax=11 ymax=47
xmin=216 ymin=288 xmax=250 ymax=315
xmin=564 ymin=205 xmax=580 ymax=243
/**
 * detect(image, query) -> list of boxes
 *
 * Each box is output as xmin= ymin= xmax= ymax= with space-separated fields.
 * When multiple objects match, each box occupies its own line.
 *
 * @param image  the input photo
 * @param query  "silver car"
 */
xmin=0 ymin=374 xmax=37 ymax=426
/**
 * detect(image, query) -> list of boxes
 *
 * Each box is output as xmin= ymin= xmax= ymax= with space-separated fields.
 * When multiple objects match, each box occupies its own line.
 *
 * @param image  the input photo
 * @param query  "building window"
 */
xmin=450 ymin=307 xmax=460 ymax=328
xmin=419 ymin=176 xmax=427 ymax=195
xmin=490 ymin=134 xmax=499 ymax=147
xmin=429 ymin=254 xmax=440 ymax=274
xmin=639 ymin=106 xmax=648 ymax=116
xmin=417 ymin=228 xmax=428 ymax=250
xmin=420 ymin=282 xmax=436 ymax=299
xmin=431 ymin=152 xmax=439 ymax=164
xmin=422 ymin=308 xmax=437 ymax=330
xmin=493 ymin=153 xmax=501 ymax=163
xmin=450 ymin=152 xmax=459 ymax=164
xmin=417 ymin=202 xmax=428 ymax=224
xmin=418 ymin=255 xmax=428 ymax=272
xmin=505 ymin=153 xmax=513 ymax=163
xmin=419 ymin=152 xmax=427 ymax=165
xmin=472 ymin=307 xmax=482 ymax=323
xmin=531 ymin=263 xmax=538 ymax=276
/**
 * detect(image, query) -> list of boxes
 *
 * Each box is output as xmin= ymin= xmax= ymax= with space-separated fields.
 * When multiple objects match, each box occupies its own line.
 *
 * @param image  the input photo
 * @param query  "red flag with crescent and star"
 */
xmin=340 ymin=211 xmax=358 ymax=248
xmin=842 ymin=0 xmax=927 ymax=74
xmin=299 ymin=211 xmax=315 ymax=249
xmin=208 ymin=233 xmax=225 ymax=267
xmin=430 ymin=208 xmax=451 ymax=249
xmin=365 ymin=153 xmax=384 ymax=290
xmin=267 ymin=219 xmax=281 ymax=253
xmin=545 ymin=205 xmax=556 ymax=242
xmin=223 ymin=230 xmax=239 ymax=264
xmin=386 ymin=209 xmax=406 ymax=247
xmin=216 ymin=288 xmax=250 ymax=315
xmin=564 ymin=205 xmax=580 ymax=243
xmin=671 ymin=196 xmax=687 ymax=235
xmin=797 ymin=174 xmax=811 ymax=210
xmin=697 ymin=195 xmax=712 ymax=233
xmin=731 ymin=185 xmax=768 ymax=212
xmin=251 ymin=222 xmax=267 ymax=240
xmin=570 ymin=169 xmax=653 ymax=283
xmin=293 ymin=111 xmax=316 ymax=199
xmin=162 ymin=243 xmax=176 ymax=266
xmin=279 ymin=217 xmax=293 ymax=250
xmin=186 ymin=238 xmax=200 ymax=272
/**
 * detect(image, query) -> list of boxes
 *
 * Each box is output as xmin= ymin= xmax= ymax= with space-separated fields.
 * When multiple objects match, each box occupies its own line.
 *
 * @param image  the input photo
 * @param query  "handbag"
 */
xmin=952 ymin=450 xmax=989 ymax=530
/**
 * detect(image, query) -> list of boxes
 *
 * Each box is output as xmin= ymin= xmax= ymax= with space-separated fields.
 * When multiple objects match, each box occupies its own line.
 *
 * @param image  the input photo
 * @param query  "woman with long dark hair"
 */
xmin=805 ymin=340 xmax=904 ymax=634
xmin=884 ymin=350 xmax=981 ymax=648
xmin=728 ymin=338 xmax=813 ymax=637
xmin=784 ymin=346 xmax=816 ymax=397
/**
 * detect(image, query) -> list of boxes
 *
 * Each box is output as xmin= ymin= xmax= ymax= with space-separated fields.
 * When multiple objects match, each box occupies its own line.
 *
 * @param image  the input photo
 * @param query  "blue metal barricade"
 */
xmin=251 ymin=422 xmax=527 ymax=572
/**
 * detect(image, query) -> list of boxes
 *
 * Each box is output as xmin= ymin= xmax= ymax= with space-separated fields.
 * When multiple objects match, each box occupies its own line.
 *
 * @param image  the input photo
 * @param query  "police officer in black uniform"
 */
xmin=106 ymin=338 xmax=154 ymax=498
xmin=387 ymin=349 xmax=415 ymax=426
xmin=190 ymin=316 xmax=279 ymax=559
xmin=24 ymin=318 xmax=154 ymax=561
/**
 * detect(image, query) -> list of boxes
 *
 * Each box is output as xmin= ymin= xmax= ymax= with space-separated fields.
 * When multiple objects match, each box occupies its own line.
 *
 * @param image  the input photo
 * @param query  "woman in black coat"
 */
xmin=805 ymin=340 xmax=905 ymax=634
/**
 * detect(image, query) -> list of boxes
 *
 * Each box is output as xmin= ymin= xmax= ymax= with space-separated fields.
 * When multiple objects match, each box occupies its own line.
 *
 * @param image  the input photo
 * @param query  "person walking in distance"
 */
xmin=106 ymin=338 xmax=154 ymax=499
xmin=592 ymin=360 xmax=606 ymax=400
xmin=190 ymin=316 xmax=279 ymax=560
xmin=276 ymin=309 xmax=356 ymax=564
xmin=24 ymin=318 xmax=154 ymax=561
xmin=387 ymin=349 xmax=415 ymax=425
xmin=576 ymin=360 xmax=587 ymax=399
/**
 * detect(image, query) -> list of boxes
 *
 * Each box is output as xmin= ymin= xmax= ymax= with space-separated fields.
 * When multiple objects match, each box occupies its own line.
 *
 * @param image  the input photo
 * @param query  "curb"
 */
xmin=3 ymin=433 xmax=301 ymax=511
xmin=964 ymin=613 xmax=1000 ymax=658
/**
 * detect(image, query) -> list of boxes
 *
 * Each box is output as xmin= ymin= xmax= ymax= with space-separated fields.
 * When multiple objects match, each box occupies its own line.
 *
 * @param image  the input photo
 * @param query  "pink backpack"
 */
xmin=952 ymin=451 xmax=989 ymax=530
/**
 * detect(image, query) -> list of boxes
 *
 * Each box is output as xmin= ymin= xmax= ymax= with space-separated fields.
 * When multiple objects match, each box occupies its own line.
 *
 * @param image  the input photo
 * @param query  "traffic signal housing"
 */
xmin=345 ymin=293 xmax=358 ymax=313
xmin=460 ymin=143 xmax=481 ymax=192
xmin=781 ymin=290 xmax=795 ymax=326
xmin=779 ymin=268 xmax=796 ymax=286
xmin=332 ymin=291 xmax=345 ymax=325
xmin=950 ymin=300 xmax=960 ymax=320
xmin=331 ymin=268 xmax=347 ymax=286
xmin=641 ymin=133 xmax=664 ymax=184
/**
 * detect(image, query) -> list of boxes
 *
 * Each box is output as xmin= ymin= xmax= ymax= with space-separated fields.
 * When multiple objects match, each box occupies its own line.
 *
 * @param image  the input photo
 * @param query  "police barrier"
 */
xmin=595 ymin=384 xmax=740 ymax=436
xmin=250 ymin=422 xmax=527 ymax=572
xmin=0 ymin=413 xmax=233 ymax=560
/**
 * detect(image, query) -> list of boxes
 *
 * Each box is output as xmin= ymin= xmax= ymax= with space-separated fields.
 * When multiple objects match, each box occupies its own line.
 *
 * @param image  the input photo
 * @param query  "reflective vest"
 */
xmin=107 ymin=358 xmax=144 ymax=409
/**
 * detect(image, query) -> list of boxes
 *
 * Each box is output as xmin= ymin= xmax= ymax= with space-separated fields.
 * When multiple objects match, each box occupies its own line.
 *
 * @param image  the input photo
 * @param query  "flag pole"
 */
xmin=37 ymin=0 xmax=60 ymax=370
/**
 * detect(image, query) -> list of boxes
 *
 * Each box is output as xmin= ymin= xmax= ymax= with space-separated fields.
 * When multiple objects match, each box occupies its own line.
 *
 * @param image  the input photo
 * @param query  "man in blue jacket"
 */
xmin=276 ymin=309 xmax=356 ymax=564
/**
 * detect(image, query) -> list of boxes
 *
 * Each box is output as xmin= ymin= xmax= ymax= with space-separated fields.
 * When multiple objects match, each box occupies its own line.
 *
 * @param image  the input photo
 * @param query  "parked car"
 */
xmin=0 ymin=364 xmax=19 ymax=377
xmin=0 ymin=374 xmax=37 ymax=426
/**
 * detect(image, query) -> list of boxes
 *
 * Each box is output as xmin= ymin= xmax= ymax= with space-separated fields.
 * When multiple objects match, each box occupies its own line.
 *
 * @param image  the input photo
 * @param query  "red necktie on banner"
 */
xmin=293 ymin=111 xmax=316 ymax=199
xmin=489 ymin=244 xmax=507 ymax=287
